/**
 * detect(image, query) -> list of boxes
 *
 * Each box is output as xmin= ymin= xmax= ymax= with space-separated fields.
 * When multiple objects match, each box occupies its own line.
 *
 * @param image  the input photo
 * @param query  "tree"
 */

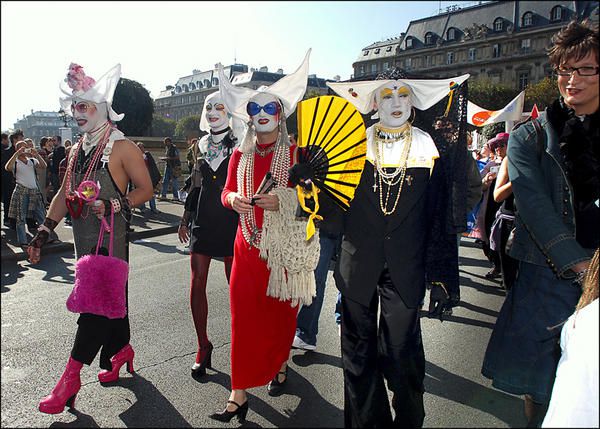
xmin=481 ymin=122 xmax=505 ymax=141
xmin=150 ymin=114 xmax=176 ymax=138
xmin=175 ymin=115 xmax=201 ymax=139
xmin=112 ymin=78 xmax=154 ymax=136
xmin=469 ymin=80 xmax=517 ymax=111
xmin=524 ymin=77 xmax=559 ymax=111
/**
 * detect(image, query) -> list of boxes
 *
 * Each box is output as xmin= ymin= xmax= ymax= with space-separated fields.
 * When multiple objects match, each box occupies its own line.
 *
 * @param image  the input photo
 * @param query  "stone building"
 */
xmin=13 ymin=110 xmax=78 ymax=145
xmin=154 ymin=64 xmax=331 ymax=122
xmin=353 ymin=0 xmax=599 ymax=90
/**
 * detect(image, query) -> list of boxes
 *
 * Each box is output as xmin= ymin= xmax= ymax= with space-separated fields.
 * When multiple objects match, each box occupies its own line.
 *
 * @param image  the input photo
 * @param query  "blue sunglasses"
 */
xmin=246 ymin=101 xmax=280 ymax=117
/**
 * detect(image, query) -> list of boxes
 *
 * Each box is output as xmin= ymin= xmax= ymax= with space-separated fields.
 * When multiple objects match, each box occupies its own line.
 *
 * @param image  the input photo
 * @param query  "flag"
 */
xmin=467 ymin=91 xmax=525 ymax=127
xmin=530 ymin=103 xmax=539 ymax=119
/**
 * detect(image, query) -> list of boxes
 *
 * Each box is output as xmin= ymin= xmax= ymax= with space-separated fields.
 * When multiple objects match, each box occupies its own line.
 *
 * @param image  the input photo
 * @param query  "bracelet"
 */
xmin=110 ymin=198 xmax=121 ymax=213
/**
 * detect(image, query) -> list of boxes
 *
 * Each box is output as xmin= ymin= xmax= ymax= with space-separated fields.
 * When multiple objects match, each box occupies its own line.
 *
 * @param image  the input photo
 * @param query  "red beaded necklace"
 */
xmin=64 ymin=123 xmax=114 ymax=218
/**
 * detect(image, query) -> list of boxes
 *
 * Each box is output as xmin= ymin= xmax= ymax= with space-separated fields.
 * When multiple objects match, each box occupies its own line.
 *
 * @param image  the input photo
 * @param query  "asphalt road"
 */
xmin=1 ymin=234 xmax=526 ymax=428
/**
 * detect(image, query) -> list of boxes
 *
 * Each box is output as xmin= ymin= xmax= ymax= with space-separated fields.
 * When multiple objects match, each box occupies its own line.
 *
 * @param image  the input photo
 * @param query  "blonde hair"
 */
xmin=576 ymin=248 xmax=599 ymax=311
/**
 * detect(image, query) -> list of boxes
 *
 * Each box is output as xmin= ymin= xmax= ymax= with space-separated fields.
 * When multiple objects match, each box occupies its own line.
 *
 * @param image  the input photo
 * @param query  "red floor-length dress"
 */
xmin=221 ymin=142 xmax=298 ymax=390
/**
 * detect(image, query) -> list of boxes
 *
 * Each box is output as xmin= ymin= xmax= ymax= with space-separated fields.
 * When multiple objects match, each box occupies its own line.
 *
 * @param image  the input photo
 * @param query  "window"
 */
xmin=363 ymin=50 xmax=369 ymax=56
xmin=521 ymin=38 xmax=531 ymax=52
xmin=425 ymin=32 xmax=434 ymax=45
xmin=425 ymin=55 xmax=431 ymax=66
xmin=551 ymin=6 xmax=562 ymax=21
xmin=447 ymin=28 xmax=456 ymax=41
xmin=447 ymin=52 xmax=454 ymax=65
xmin=405 ymin=37 xmax=413 ymax=49
xmin=386 ymin=46 xmax=393 ymax=52
xmin=212 ymin=78 xmax=219 ymax=86
xmin=189 ymin=83 xmax=195 ymax=90
xmin=406 ymin=58 xmax=412 ymax=69
xmin=469 ymin=48 xmax=476 ymax=62
xmin=493 ymin=43 xmax=501 ymax=58
xmin=374 ymin=48 xmax=380 ymax=54
xmin=371 ymin=63 xmax=377 ymax=74
xmin=383 ymin=61 xmax=389 ymax=70
xmin=522 ymin=11 xmax=533 ymax=27
xmin=494 ymin=17 xmax=503 ymax=31
xmin=359 ymin=65 xmax=365 ymax=75
xmin=518 ymin=71 xmax=529 ymax=90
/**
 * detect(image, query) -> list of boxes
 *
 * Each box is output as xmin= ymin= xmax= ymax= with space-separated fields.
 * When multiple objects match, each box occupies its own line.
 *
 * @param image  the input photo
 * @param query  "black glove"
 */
xmin=289 ymin=162 xmax=315 ymax=187
xmin=428 ymin=282 xmax=450 ymax=321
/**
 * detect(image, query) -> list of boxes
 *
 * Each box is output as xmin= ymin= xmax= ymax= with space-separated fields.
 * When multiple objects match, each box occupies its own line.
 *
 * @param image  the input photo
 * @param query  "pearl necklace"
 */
xmin=237 ymin=140 xmax=289 ymax=248
xmin=372 ymin=123 xmax=413 ymax=216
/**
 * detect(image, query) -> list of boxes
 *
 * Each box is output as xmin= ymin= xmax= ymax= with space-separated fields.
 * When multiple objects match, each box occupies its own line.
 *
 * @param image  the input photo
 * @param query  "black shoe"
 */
xmin=267 ymin=367 xmax=288 ymax=397
xmin=209 ymin=400 xmax=248 ymax=423
xmin=485 ymin=267 xmax=501 ymax=279
xmin=191 ymin=342 xmax=213 ymax=377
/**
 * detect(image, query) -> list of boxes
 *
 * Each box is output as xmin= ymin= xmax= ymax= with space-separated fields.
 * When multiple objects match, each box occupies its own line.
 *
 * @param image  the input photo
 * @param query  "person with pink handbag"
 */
xmin=27 ymin=63 xmax=154 ymax=415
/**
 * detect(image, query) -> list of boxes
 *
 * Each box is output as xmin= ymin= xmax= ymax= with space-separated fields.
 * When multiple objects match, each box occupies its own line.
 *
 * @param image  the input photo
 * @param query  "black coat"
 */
xmin=333 ymin=160 xmax=449 ymax=308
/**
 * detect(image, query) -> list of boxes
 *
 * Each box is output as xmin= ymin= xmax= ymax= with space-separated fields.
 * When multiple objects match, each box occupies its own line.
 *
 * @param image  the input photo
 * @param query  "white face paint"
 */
xmin=71 ymin=100 xmax=108 ymax=133
xmin=204 ymin=93 xmax=229 ymax=132
xmin=375 ymin=82 xmax=412 ymax=128
xmin=248 ymin=92 xmax=280 ymax=134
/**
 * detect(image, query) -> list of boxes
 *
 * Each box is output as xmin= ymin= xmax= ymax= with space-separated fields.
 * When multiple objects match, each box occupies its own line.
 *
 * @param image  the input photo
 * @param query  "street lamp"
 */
xmin=58 ymin=108 xmax=69 ymax=127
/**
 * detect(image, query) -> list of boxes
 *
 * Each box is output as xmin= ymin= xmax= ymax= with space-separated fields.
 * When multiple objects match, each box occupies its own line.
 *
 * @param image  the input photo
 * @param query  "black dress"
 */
xmin=186 ymin=155 xmax=238 ymax=257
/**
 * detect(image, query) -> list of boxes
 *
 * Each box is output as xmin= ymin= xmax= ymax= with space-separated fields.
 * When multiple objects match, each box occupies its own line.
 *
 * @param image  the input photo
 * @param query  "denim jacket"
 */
xmin=507 ymin=111 xmax=590 ymax=278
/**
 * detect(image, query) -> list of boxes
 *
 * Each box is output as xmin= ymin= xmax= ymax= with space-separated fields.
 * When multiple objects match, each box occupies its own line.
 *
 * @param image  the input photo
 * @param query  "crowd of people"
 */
xmin=1 ymin=18 xmax=597 ymax=428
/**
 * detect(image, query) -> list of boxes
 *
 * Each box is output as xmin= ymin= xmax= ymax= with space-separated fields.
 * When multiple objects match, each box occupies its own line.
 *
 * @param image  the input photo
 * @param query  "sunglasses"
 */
xmin=206 ymin=103 xmax=225 ymax=112
xmin=70 ymin=102 xmax=94 ymax=114
xmin=246 ymin=101 xmax=280 ymax=117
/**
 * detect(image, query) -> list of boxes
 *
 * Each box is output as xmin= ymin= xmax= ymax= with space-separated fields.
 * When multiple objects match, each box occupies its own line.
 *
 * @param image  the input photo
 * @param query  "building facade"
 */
xmin=154 ymin=64 xmax=331 ymax=122
xmin=353 ymin=1 xmax=599 ymax=90
xmin=13 ymin=111 xmax=78 ymax=145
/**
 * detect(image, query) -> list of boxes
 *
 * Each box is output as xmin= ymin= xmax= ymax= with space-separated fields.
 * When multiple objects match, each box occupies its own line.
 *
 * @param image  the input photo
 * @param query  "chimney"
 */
xmin=259 ymin=66 xmax=268 ymax=72
xmin=277 ymin=68 xmax=284 ymax=74
xmin=333 ymin=75 xmax=341 ymax=81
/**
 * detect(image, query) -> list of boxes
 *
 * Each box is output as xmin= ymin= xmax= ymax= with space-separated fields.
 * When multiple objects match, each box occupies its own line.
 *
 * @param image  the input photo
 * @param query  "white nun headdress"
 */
xmin=59 ymin=63 xmax=124 ymax=122
xmin=218 ymin=49 xmax=311 ymax=123
xmin=326 ymin=73 xmax=470 ymax=114
xmin=199 ymin=91 xmax=230 ymax=133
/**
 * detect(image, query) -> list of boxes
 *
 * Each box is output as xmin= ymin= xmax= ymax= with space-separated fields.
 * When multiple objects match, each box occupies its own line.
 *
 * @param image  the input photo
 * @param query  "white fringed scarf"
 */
xmin=259 ymin=187 xmax=320 ymax=307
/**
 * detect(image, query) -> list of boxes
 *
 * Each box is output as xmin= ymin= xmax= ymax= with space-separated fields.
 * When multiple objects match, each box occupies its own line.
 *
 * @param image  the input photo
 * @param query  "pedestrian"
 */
xmin=489 ymin=147 xmax=518 ymax=290
xmin=542 ymin=248 xmax=599 ymax=428
xmin=209 ymin=50 xmax=312 ymax=423
xmin=4 ymin=140 xmax=56 ymax=248
xmin=2 ymin=130 xmax=23 ymax=229
xmin=159 ymin=137 xmax=181 ymax=201
xmin=37 ymin=136 xmax=53 ymax=205
xmin=482 ymin=20 xmax=599 ymax=427
xmin=177 ymin=91 xmax=239 ymax=377
xmin=319 ymin=68 xmax=469 ymax=427
xmin=50 ymin=135 xmax=66 ymax=197
xmin=27 ymin=62 xmax=153 ymax=415
xmin=136 ymin=142 xmax=160 ymax=214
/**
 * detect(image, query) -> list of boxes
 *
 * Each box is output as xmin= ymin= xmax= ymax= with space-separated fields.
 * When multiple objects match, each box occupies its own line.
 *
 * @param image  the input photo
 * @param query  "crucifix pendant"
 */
xmin=405 ymin=175 xmax=413 ymax=186
xmin=372 ymin=183 xmax=378 ymax=192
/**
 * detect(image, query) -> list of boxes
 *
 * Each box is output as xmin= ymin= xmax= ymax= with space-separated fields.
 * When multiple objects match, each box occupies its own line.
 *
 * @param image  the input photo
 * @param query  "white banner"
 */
xmin=467 ymin=91 xmax=525 ymax=127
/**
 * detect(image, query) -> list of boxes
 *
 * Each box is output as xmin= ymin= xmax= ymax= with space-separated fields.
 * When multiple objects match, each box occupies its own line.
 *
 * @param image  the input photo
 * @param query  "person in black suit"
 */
xmin=292 ymin=70 xmax=469 ymax=428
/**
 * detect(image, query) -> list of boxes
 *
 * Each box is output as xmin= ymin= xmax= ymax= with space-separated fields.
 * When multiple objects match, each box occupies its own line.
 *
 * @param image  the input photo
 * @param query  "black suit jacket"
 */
xmin=333 ymin=160 xmax=446 ymax=308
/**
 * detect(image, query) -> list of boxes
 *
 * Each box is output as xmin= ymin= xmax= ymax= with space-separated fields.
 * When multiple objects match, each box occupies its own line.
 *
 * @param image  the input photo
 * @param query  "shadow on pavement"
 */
xmin=425 ymin=361 xmax=525 ymax=427
xmin=459 ymin=275 xmax=506 ymax=297
xmin=419 ymin=310 xmax=496 ymax=330
xmin=459 ymin=301 xmax=500 ymax=318
xmin=291 ymin=350 xmax=342 ymax=369
xmin=131 ymin=240 xmax=186 ymax=255
xmin=459 ymin=255 xmax=493 ymax=269
xmin=49 ymin=409 xmax=100 ymax=428
xmin=1 ymin=258 xmax=27 ymax=292
xmin=103 ymin=373 xmax=192 ymax=428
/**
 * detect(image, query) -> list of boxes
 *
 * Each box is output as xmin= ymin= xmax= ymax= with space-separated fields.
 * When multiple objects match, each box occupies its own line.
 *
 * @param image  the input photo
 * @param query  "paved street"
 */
xmin=1 ymin=230 xmax=526 ymax=428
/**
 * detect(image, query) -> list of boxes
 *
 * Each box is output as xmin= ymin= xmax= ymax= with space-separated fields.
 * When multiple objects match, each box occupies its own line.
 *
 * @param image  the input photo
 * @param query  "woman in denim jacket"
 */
xmin=481 ymin=20 xmax=599 ymax=427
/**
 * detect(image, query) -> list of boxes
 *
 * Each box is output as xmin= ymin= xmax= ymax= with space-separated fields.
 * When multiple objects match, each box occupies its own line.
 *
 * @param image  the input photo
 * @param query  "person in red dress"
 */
xmin=210 ymin=50 xmax=311 ymax=423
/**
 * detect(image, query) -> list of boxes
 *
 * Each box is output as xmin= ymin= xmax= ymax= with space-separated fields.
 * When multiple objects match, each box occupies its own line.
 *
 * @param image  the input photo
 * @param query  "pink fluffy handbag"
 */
xmin=66 ymin=206 xmax=129 ymax=319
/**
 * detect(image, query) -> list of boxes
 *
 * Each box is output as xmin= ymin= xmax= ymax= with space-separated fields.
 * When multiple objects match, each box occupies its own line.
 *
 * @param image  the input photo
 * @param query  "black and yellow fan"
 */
xmin=296 ymin=95 xmax=367 ymax=212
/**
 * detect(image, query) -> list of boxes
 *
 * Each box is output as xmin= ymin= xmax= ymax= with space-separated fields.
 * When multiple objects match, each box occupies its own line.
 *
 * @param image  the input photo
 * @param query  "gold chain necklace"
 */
xmin=255 ymin=143 xmax=276 ymax=158
xmin=372 ymin=124 xmax=412 ymax=216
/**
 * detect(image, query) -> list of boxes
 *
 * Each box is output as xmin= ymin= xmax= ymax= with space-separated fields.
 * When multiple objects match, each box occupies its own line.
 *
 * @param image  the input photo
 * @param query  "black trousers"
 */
xmin=71 ymin=314 xmax=130 ymax=370
xmin=341 ymin=268 xmax=425 ymax=428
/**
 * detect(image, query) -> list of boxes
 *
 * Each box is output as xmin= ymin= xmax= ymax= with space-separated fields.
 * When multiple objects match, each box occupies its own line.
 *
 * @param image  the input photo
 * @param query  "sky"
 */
xmin=1 ymin=0 xmax=477 ymax=131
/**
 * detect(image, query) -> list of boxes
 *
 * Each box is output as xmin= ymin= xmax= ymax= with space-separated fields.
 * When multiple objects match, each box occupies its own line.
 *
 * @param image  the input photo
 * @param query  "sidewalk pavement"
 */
xmin=1 ymin=197 xmax=185 ymax=262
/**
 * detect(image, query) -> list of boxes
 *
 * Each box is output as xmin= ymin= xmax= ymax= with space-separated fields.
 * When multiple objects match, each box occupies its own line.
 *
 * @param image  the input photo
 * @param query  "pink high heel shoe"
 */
xmin=39 ymin=357 xmax=83 ymax=414
xmin=97 ymin=344 xmax=135 ymax=383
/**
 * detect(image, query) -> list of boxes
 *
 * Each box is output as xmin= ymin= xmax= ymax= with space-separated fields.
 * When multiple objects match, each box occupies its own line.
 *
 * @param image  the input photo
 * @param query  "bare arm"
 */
xmin=4 ymin=147 xmax=23 ymax=172
xmin=30 ymin=148 xmax=47 ymax=169
xmin=493 ymin=157 xmax=512 ymax=203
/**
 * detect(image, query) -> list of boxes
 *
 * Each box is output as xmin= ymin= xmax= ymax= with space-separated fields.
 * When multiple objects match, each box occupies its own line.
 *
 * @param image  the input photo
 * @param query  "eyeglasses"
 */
xmin=554 ymin=66 xmax=599 ymax=77
xmin=206 ymin=103 xmax=225 ymax=111
xmin=246 ymin=101 xmax=280 ymax=117
xmin=70 ymin=102 xmax=94 ymax=114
